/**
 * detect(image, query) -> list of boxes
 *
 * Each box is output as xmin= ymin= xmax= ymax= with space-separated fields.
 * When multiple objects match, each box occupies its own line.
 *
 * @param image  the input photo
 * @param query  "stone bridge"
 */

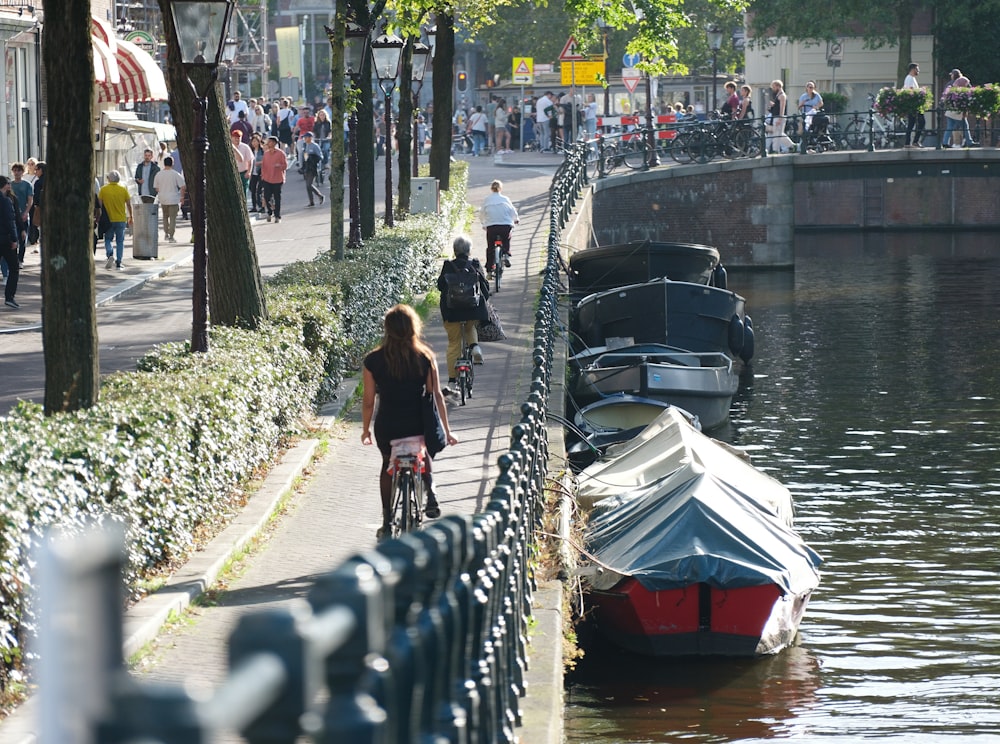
xmin=567 ymin=149 xmax=1000 ymax=268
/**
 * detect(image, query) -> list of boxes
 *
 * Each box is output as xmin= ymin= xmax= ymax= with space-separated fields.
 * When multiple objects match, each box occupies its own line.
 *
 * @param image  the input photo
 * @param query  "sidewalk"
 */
xmin=0 ymin=153 xmax=565 ymax=743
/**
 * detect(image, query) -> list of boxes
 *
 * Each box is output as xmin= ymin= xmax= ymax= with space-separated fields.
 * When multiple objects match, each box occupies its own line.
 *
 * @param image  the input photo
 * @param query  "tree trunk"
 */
xmin=158 ymin=0 xmax=268 ymax=331
xmin=429 ymin=12 xmax=455 ymax=192
xmin=41 ymin=0 xmax=99 ymax=414
xmin=397 ymin=41 xmax=414 ymax=219
xmin=325 ymin=17 xmax=347 ymax=258
xmin=896 ymin=3 xmax=915 ymax=87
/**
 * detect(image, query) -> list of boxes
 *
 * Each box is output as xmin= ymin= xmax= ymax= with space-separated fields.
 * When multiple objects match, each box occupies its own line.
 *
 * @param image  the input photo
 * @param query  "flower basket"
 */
xmin=941 ymin=86 xmax=974 ymax=113
xmin=970 ymin=84 xmax=1000 ymax=118
xmin=874 ymin=86 xmax=930 ymax=118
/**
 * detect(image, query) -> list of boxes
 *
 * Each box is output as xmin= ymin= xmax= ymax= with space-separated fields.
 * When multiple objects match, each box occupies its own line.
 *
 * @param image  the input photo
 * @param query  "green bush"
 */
xmin=0 ymin=163 xmax=468 ymax=687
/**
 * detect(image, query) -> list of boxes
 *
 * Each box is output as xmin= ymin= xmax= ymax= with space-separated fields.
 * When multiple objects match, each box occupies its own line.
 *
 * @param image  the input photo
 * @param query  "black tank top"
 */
xmin=769 ymin=95 xmax=781 ymax=117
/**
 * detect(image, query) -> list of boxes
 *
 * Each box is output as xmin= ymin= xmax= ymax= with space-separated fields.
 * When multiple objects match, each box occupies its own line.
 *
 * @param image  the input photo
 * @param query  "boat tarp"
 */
xmin=586 ymin=464 xmax=822 ymax=595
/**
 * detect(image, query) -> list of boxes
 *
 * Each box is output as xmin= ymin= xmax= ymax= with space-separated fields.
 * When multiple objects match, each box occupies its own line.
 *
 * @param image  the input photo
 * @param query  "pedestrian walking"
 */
xmin=0 ymin=176 xmax=20 ymax=308
xmin=260 ymin=135 xmax=287 ymax=224
xmin=9 ymin=163 xmax=31 ymax=265
xmin=134 ymin=148 xmax=159 ymax=204
xmin=301 ymin=132 xmax=325 ymax=207
xmin=153 ymin=157 xmax=185 ymax=242
xmin=902 ymin=63 xmax=925 ymax=148
xmin=231 ymin=130 xmax=254 ymax=201
xmin=97 ymin=170 xmax=133 ymax=270
xmin=248 ymin=133 xmax=264 ymax=213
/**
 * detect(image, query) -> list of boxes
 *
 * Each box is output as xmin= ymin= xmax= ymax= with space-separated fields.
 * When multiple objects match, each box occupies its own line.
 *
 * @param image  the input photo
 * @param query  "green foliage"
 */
xmin=934 ymin=0 xmax=1000 ymax=87
xmin=0 ymin=163 xmax=469 ymax=691
xmin=820 ymin=91 xmax=849 ymax=114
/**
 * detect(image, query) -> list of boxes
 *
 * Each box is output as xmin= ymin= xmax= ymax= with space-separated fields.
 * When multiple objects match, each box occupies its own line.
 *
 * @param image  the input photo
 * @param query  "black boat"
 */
xmin=568 ymin=240 xmax=723 ymax=294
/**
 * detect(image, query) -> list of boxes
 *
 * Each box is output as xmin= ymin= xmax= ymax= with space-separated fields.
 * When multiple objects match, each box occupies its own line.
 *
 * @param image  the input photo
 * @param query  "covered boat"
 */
xmin=571 ymin=278 xmax=754 ymax=363
xmin=571 ymin=344 xmax=739 ymax=430
xmin=580 ymin=408 xmax=821 ymax=657
xmin=568 ymin=240 xmax=722 ymax=292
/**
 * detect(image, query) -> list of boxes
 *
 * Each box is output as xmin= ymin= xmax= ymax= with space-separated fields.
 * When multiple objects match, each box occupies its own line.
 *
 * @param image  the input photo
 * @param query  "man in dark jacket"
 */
xmin=0 ymin=176 xmax=21 ymax=308
xmin=134 ymin=148 xmax=160 ymax=204
xmin=437 ymin=235 xmax=489 ymax=389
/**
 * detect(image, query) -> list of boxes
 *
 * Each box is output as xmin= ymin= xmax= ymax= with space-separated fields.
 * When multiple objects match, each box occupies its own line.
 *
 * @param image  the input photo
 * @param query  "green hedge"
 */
xmin=0 ymin=164 xmax=467 ymax=684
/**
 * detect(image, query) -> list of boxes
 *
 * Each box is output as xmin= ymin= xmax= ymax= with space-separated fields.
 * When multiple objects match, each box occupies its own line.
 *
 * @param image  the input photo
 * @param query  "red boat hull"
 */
xmin=589 ymin=578 xmax=813 ymax=656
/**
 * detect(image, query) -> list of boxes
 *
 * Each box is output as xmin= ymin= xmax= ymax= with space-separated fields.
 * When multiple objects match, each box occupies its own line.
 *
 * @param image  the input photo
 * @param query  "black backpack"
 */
xmin=444 ymin=259 xmax=482 ymax=309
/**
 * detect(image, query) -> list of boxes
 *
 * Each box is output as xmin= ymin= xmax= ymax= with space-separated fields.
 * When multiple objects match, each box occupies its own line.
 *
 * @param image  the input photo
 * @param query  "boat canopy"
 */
xmin=586 ymin=467 xmax=822 ymax=595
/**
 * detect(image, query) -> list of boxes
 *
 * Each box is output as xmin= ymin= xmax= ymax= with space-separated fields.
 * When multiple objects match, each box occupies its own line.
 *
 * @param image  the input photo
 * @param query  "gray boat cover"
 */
xmin=586 ymin=463 xmax=822 ymax=595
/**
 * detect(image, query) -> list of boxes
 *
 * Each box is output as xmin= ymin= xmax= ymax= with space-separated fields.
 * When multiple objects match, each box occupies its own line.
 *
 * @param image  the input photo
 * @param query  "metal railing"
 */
xmin=31 ymin=159 xmax=581 ymax=744
xmin=586 ymin=107 xmax=998 ymax=176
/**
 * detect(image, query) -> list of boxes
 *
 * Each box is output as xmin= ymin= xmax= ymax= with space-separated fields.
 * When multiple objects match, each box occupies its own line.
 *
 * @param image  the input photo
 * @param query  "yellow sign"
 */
xmin=560 ymin=59 xmax=605 ymax=86
xmin=512 ymin=57 xmax=534 ymax=85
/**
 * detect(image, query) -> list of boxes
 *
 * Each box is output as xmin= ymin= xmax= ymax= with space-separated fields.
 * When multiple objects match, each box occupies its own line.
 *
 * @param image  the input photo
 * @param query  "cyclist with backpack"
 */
xmin=437 ymin=236 xmax=490 ymax=392
xmin=479 ymin=179 xmax=519 ymax=278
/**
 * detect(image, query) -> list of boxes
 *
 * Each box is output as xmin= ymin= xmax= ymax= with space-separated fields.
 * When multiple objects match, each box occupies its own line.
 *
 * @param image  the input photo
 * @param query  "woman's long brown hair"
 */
xmin=378 ymin=304 xmax=433 ymax=380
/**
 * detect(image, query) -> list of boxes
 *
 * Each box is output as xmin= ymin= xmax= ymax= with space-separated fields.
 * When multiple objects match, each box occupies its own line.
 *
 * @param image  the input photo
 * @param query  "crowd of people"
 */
xmin=1 ymin=158 xmax=44 ymax=309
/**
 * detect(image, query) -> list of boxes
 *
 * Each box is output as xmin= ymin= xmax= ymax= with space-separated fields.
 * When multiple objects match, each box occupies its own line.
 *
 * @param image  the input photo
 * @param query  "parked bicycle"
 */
xmin=837 ymin=94 xmax=907 ymax=150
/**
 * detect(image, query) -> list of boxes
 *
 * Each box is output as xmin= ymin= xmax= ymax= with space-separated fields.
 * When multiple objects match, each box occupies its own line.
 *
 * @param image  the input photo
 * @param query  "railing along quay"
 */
xmin=587 ymin=106 xmax=998 ymax=176
xmin=32 ymin=158 xmax=588 ymax=743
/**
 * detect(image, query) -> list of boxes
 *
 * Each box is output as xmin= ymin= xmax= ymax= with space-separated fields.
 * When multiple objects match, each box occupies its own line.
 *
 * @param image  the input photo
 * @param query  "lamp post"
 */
xmin=644 ymin=68 xmax=659 ymax=168
xmin=596 ymin=16 xmax=610 ymax=117
xmin=410 ymin=40 xmax=431 ymax=177
xmin=707 ymin=25 xmax=724 ymax=114
xmin=343 ymin=19 xmax=369 ymax=249
xmin=221 ymin=36 xmax=237 ymax=101
xmin=168 ymin=0 xmax=236 ymax=354
xmin=370 ymin=28 xmax=403 ymax=228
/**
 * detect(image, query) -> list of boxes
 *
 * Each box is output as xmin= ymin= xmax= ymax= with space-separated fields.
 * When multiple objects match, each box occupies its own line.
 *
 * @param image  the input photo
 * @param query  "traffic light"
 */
xmin=457 ymin=70 xmax=468 ymax=92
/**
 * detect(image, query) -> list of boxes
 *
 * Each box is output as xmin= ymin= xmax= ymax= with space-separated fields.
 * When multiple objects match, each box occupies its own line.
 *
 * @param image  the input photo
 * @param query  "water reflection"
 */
xmin=565 ymin=233 xmax=1000 ymax=741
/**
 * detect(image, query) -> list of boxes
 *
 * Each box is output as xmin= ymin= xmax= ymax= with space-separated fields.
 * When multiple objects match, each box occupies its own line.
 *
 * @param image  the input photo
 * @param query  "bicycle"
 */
xmin=455 ymin=336 xmax=476 ymax=406
xmin=381 ymin=436 xmax=426 ymax=540
xmin=490 ymin=235 xmax=506 ymax=294
xmin=839 ymin=95 xmax=906 ymax=150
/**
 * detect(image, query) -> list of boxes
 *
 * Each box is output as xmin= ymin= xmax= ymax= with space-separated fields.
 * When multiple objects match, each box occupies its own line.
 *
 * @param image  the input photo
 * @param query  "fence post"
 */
xmin=308 ymin=561 xmax=389 ymax=743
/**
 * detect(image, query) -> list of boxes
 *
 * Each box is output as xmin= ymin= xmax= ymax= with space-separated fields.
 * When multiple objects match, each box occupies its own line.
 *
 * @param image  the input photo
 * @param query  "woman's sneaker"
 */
xmin=471 ymin=344 xmax=485 ymax=364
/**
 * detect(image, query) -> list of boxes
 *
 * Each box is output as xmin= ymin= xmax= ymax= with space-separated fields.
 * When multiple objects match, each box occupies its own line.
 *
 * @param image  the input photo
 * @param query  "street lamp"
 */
xmin=411 ymin=40 xmax=431 ymax=177
xmin=168 ymin=0 xmax=236 ymax=354
xmin=596 ymin=16 xmax=610 ymax=117
xmin=343 ymin=19 xmax=370 ymax=249
xmin=370 ymin=28 xmax=404 ymax=228
xmin=707 ymin=25 xmax=724 ymax=114
xmin=221 ymin=36 xmax=237 ymax=101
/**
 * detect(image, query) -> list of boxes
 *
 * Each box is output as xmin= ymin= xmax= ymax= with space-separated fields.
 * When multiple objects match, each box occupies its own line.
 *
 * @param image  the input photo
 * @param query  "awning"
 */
xmin=91 ymin=16 xmax=168 ymax=104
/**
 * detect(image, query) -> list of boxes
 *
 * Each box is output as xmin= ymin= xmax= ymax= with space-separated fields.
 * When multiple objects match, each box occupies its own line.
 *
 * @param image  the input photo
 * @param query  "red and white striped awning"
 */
xmin=91 ymin=17 xmax=168 ymax=104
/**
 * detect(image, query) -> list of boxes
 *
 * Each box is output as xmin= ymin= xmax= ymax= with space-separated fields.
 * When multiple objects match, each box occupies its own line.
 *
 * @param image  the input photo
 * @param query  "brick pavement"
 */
xmin=0 ymin=150 xmax=566 ymax=743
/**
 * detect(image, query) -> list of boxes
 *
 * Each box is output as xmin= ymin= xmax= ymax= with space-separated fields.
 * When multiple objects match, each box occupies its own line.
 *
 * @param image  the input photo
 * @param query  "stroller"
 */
xmin=802 ymin=111 xmax=837 ymax=153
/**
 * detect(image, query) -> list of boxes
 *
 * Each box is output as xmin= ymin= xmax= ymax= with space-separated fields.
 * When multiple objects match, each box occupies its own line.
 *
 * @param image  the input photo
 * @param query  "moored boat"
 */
xmin=571 ymin=278 xmax=754 ymax=364
xmin=571 ymin=343 xmax=739 ymax=431
xmin=568 ymin=240 xmax=723 ymax=292
xmin=579 ymin=408 xmax=821 ymax=657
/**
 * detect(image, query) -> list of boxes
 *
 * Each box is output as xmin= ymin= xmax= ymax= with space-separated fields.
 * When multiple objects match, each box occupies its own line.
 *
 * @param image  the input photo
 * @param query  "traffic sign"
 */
xmin=512 ymin=57 xmax=534 ymax=85
xmin=561 ymin=60 xmax=605 ymax=86
xmin=623 ymin=52 xmax=641 ymax=69
xmin=559 ymin=36 xmax=586 ymax=61
xmin=622 ymin=67 xmax=642 ymax=93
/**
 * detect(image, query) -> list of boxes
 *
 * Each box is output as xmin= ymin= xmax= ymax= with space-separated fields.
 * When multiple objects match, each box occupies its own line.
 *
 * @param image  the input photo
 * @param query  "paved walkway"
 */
xmin=0 ymin=148 xmax=566 ymax=743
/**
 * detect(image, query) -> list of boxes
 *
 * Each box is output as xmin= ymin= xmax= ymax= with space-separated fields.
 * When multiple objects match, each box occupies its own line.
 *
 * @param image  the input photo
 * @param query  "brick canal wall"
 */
xmin=588 ymin=151 xmax=1000 ymax=268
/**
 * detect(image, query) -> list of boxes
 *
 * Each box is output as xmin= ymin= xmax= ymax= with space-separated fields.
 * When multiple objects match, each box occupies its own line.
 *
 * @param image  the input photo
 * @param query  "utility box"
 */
xmin=132 ymin=202 xmax=159 ymax=259
xmin=411 ymin=177 xmax=440 ymax=214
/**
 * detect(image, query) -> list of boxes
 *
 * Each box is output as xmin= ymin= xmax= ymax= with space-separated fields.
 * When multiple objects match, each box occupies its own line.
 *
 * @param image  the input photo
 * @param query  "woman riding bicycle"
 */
xmin=479 ymin=180 xmax=519 ymax=277
xmin=437 ymin=236 xmax=490 ymax=389
xmin=362 ymin=304 xmax=457 ymax=538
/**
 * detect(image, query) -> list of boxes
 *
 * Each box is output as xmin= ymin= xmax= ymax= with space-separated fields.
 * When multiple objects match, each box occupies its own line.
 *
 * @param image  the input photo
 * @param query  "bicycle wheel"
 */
xmin=622 ymin=138 xmax=650 ymax=169
xmin=689 ymin=130 xmax=717 ymax=164
xmin=601 ymin=144 xmax=620 ymax=174
xmin=843 ymin=120 xmax=870 ymax=150
xmin=670 ymin=131 xmax=695 ymax=164
xmin=397 ymin=470 xmax=415 ymax=534
xmin=459 ymin=368 xmax=468 ymax=405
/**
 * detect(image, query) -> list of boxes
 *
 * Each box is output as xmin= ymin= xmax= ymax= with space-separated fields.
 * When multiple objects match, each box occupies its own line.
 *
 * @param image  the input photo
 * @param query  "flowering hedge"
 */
xmin=971 ymin=84 xmax=1000 ymax=118
xmin=874 ymin=86 xmax=930 ymax=118
xmin=941 ymin=86 xmax=974 ymax=113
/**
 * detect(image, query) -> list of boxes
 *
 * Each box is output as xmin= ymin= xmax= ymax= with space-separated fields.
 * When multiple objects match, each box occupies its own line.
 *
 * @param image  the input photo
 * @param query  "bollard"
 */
xmin=95 ymin=675 xmax=208 ymax=744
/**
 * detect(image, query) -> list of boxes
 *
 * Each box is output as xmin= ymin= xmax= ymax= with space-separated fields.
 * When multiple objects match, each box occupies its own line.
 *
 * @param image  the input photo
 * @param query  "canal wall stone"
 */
xmin=585 ymin=149 xmax=1000 ymax=267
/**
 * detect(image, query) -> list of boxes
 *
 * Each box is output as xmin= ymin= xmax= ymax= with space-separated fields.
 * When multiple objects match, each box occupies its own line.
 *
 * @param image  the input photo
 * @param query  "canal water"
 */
xmin=564 ymin=232 xmax=1000 ymax=742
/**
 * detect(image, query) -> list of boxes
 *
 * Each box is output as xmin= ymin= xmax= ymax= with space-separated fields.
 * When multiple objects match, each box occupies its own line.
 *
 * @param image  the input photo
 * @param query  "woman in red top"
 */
xmin=260 ymin=135 xmax=288 ymax=223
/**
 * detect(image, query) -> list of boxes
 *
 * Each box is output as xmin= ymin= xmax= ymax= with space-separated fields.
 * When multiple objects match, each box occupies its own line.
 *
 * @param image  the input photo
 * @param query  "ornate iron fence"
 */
xmin=31 ymin=157 xmax=587 ymax=744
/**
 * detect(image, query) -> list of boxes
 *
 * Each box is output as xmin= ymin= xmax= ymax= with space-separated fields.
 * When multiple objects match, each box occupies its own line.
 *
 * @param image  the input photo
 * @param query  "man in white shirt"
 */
xmin=152 ymin=156 xmax=185 ymax=242
xmin=535 ymin=92 xmax=556 ymax=152
xmin=228 ymin=90 xmax=250 ymax=125
xmin=902 ymin=63 xmax=925 ymax=147
xmin=230 ymin=130 xmax=254 ymax=201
